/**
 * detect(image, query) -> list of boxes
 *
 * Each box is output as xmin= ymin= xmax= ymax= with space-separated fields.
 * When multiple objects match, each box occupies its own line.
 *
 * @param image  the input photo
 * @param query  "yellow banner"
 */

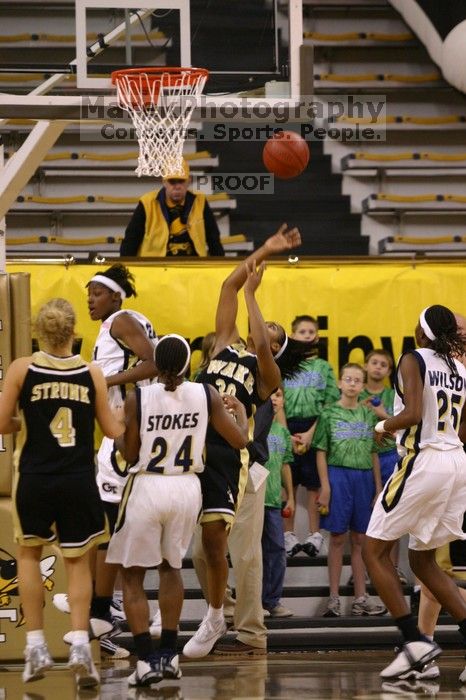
xmin=5 ymin=259 xmax=466 ymax=371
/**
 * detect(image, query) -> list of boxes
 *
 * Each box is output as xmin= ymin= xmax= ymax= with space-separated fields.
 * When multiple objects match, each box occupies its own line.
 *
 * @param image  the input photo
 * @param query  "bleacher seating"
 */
xmin=1 ymin=119 xmax=252 ymax=256
xmin=303 ymin=0 xmax=466 ymax=254
xmin=3 ymin=0 xmax=466 ymax=257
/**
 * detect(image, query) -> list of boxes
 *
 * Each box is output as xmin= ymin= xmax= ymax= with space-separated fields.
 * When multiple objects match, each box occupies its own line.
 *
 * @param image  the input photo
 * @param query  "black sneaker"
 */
xmin=302 ymin=532 xmax=323 ymax=558
xmin=99 ymin=637 xmax=130 ymax=658
xmin=284 ymin=532 xmax=302 ymax=557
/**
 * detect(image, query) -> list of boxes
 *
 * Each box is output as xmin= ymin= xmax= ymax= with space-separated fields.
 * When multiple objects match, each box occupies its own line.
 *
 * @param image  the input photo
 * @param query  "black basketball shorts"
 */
xmin=14 ymin=471 xmax=109 ymax=556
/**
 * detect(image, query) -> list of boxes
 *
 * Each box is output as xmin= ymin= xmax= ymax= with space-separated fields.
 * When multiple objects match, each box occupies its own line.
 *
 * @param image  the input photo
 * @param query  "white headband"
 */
xmin=157 ymin=334 xmax=191 ymax=376
xmin=274 ymin=333 xmax=289 ymax=360
xmin=89 ymin=275 xmax=126 ymax=299
xmin=419 ymin=307 xmax=436 ymax=341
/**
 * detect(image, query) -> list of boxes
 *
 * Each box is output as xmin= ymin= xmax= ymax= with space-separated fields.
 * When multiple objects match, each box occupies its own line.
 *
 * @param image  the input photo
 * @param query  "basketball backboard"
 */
xmin=75 ymin=0 xmax=192 ymax=91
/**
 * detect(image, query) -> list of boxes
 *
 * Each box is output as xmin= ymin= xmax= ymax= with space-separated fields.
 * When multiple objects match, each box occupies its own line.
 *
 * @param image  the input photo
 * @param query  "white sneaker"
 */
xmin=381 ymin=678 xmax=440 ymax=695
xmin=99 ymin=637 xmax=130 ymax=659
xmin=182 ymin=616 xmax=227 ymax=658
xmin=90 ymin=616 xmax=115 ymax=638
xmin=352 ymin=594 xmax=386 ymax=616
xmin=53 ymin=592 xmax=70 ymax=614
xmin=23 ymin=644 xmax=54 ymax=683
xmin=284 ymin=531 xmax=301 ymax=557
xmin=268 ymin=604 xmax=293 ymax=618
xmin=127 ymin=659 xmax=162 ymax=687
xmin=68 ymin=643 xmax=100 ymax=688
xmin=419 ymin=662 xmax=440 ymax=679
xmin=380 ymin=639 xmax=442 ymax=679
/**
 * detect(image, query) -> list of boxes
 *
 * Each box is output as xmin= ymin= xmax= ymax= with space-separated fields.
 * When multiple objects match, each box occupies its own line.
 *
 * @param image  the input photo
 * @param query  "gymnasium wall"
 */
xmin=6 ymin=259 xmax=466 ymax=372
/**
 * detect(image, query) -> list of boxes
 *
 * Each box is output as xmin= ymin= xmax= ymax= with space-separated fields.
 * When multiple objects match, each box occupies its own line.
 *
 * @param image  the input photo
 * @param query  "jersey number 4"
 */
xmin=49 ymin=407 xmax=76 ymax=447
xmin=147 ymin=435 xmax=193 ymax=472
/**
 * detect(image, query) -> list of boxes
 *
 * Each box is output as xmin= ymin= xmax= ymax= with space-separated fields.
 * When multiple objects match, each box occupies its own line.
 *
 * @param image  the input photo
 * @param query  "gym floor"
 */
xmin=2 ymin=649 xmax=466 ymax=699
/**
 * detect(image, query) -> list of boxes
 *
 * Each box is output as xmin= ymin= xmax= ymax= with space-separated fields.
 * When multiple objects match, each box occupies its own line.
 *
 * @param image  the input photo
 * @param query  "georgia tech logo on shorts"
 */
xmin=102 ymin=482 xmax=118 ymax=494
xmin=0 ymin=547 xmax=56 ymax=643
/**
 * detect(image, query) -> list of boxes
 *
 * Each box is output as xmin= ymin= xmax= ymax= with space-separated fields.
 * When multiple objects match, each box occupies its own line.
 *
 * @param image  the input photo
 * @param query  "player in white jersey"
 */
xmin=86 ymin=265 xmax=157 ymax=648
xmin=106 ymin=334 xmax=248 ymax=688
xmin=414 ymin=312 xmax=466 ymax=683
xmin=91 ymin=304 xmax=156 ymax=502
xmin=363 ymin=304 xmax=466 ymax=681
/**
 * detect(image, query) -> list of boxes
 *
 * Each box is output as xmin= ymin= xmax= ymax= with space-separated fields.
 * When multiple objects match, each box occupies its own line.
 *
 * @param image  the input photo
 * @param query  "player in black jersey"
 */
xmin=0 ymin=298 xmax=124 ymax=689
xmin=184 ymin=224 xmax=315 ymax=658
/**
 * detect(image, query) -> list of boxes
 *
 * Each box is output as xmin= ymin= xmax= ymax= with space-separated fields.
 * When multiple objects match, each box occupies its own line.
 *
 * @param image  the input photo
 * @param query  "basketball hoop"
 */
xmin=111 ymin=67 xmax=209 ymax=178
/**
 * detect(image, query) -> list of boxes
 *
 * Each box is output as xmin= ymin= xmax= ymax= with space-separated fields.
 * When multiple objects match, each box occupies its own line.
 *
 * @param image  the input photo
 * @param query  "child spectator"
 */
xmin=359 ymin=349 xmax=407 ymax=584
xmin=282 ymin=315 xmax=340 ymax=558
xmin=262 ymin=388 xmax=295 ymax=618
xmin=313 ymin=363 xmax=386 ymax=617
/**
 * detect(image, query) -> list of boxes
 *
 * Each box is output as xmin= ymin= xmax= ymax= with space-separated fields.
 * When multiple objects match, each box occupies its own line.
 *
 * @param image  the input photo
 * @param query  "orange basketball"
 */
xmin=262 ymin=130 xmax=310 ymax=179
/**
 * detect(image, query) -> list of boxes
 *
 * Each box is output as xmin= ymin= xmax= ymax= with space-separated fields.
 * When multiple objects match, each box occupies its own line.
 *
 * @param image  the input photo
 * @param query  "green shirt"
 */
xmin=312 ymin=402 xmax=378 ymax=470
xmin=283 ymin=357 xmax=340 ymax=419
xmin=359 ymin=386 xmax=396 ymax=454
xmin=264 ymin=421 xmax=294 ymax=508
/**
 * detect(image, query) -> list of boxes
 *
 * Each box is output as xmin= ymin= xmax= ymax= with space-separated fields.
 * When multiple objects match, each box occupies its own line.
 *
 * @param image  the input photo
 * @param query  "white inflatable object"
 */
xmin=442 ymin=20 xmax=466 ymax=95
xmin=388 ymin=0 xmax=466 ymax=95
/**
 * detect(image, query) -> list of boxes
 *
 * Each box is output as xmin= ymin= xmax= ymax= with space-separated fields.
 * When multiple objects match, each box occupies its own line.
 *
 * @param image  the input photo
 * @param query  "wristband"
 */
xmin=375 ymin=420 xmax=386 ymax=433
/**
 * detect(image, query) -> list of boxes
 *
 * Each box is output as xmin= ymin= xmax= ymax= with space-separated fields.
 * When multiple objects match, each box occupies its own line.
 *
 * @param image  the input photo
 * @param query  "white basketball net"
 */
xmin=114 ymin=69 xmax=208 ymax=178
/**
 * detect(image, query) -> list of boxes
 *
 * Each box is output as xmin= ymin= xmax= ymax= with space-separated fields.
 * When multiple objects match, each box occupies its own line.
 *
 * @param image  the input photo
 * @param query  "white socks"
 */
xmin=26 ymin=629 xmax=45 ymax=648
xmin=207 ymin=605 xmax=224 ymax=623
xmin=71 ymin=630 xmax=90 ymax=646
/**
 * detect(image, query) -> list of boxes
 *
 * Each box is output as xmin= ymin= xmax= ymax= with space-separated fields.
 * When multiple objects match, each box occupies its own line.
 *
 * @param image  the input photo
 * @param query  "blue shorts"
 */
xmin=320 ymin=465 xmax=375 ymax=535
xmin=287 ymin=417 xmax=319 ymax=491
xmin=379 ymin=448 xmax=399 ymax=486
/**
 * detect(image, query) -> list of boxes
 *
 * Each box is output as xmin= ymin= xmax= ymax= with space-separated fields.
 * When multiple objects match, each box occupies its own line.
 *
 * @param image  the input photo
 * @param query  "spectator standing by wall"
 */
xmin=120 ymin=159 xmax=224 ymax=257
xmin=262 ymin=387 xmax=295 ymax=618
xmin=282 ymin=315 xmax=340 ymax=558
xmin=314 ymin=363 xmax=385 ymax=618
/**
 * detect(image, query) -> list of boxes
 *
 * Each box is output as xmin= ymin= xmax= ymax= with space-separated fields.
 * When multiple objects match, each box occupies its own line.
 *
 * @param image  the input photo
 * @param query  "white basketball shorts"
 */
xmin=367 ymin=446 xmax=466 ymax=551
xmin=106 ymin=471 xmax=202 ymax=568
xmin=96 ymin=436 xmax=128 ymax=503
